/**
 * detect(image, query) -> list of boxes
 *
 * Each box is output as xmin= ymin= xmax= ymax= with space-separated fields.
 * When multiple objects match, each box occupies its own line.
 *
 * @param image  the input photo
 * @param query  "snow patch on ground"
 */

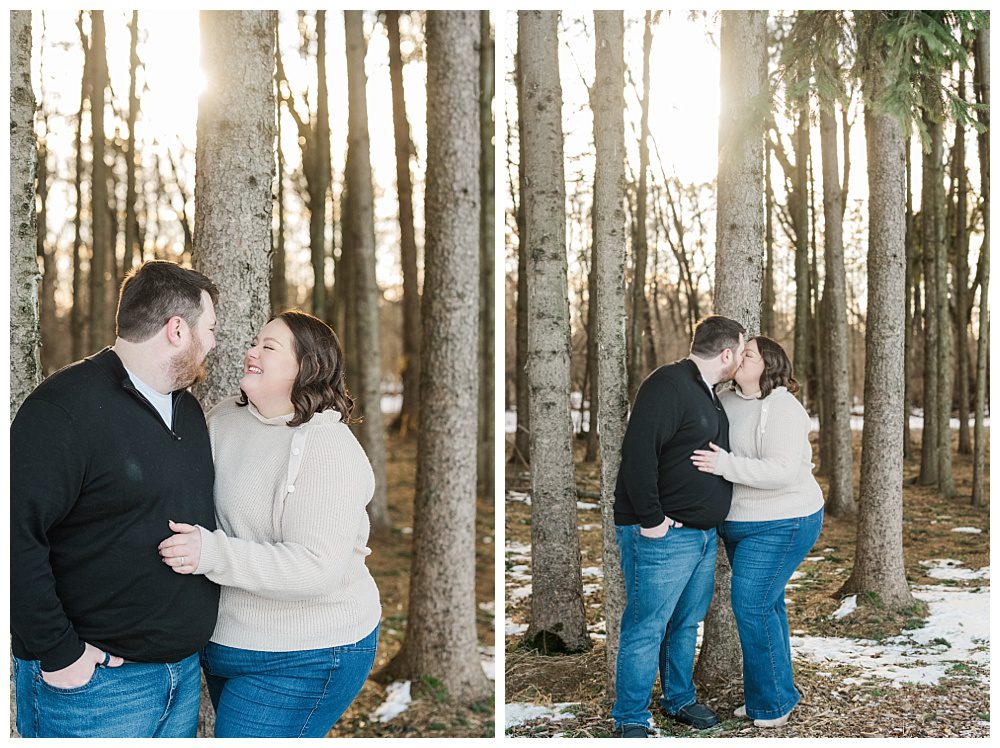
xmin=507 ymin=490 xmax=531 ymax=505
xmin=919 ymin=559 xmax=990 ymax=581
xmin=506 ymin=542 xmax=531 ymax=560
xmin=371 ymin=680 xmax=412 ymax=723
xmin=577 ymin=501 xmax=600 ymax=511
xmin=508 ymin=564 xmax=531 ymax=582
xmin=506 ymin=618 xmax=528 ymax=636
xmin=479 ymin=600 xmax=495 ymax=614
xmin=509 ymin=584 xmax=532 ymax=601
xmin=480 ymin=646 xmax=495 ymax=680
xmin=582 ymin=583 xmax=602 ymax=597
xmin=804 ymin=556 xmax=826 ymax=562
xmin=581 ymin=566 xmax=603 ymax=578
xmin=792 ymin=584 xmax=990 ymax=687
xmin=951 ymin=526 xmax=983 ymax=534
xmin=832 ymin=595 xmax=858 ymax=620
xmin=505 ymin=702 xmax=579 ymax=729
xmin=578 ymin=524 xmax=601 ymax=531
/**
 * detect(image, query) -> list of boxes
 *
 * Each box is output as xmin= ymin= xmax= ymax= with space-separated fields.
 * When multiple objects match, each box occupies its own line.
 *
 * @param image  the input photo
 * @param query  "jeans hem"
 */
xmin=746 ymin=690 xmax=800 ymax=720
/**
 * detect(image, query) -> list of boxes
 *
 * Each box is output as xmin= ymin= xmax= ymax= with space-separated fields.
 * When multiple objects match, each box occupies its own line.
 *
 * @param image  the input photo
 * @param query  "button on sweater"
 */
xmin=195 ymin=396 xmax=382 ymax=651
xmin=715 ymin=386 xmax=825 ymax=522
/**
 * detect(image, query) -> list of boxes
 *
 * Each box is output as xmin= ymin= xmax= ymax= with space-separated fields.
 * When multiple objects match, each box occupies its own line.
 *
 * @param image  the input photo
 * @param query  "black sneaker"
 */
xmin=666 ymin=702 xmax=720 ymax=729
xmin=615 ymin=723 xmax=650 ymax=738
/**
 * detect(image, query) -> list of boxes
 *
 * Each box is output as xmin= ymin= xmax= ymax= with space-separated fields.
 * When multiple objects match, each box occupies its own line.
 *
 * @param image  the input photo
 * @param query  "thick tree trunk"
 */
xmin=792 ymin=110 xmax=811 ymax=406
xmin=478 ymin=11 xmax=495 ymax=497
xmin=839 ymin=52 xmax=915 ymax=611
xmin=512 ymin=52 xmax=531 ymax=467
xmin=818 ymin=74 xmax=855 ymax=516
xmin=519 ymin=10 xmax=590 ymax=654
xmin=696 ymin=9 xmax=766 ymax=688
xmin=918 ymin=112 xmax=940 ymax=485
xmin=192 ymin=11 xmax=277 ymax=736
xmin=971 ymin=27 xmax=989 ymax=507
xmin=386 ymin=11 xmax=489 ymax=702
xmin=10 ymin=9 xmax=40 ymax=418
xmin=88 ymin=11 xmax=112 ymax=349
xmin=344 ymin=10 xmax=390 ymax=532
xmin=386 ymin=10 xmax=421 ymax=435
xmin=627 ymin=13 xmax=654 ymax=402
xmin=593 ymin=9 xmax=628 ymax=695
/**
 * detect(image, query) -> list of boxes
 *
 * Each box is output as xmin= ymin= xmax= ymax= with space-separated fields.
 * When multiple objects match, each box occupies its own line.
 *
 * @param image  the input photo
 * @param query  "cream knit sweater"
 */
xmin=194 ymin=396 xmax=382 ymax=651
xmin=714 ymin=386 xmax=825 ymax=522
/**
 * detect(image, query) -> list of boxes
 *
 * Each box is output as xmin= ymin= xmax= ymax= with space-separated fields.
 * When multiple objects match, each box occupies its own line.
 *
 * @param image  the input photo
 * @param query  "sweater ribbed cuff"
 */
xmin=714 ymin=450 xmax=731 ymax=478
xmin=195 ymin=525 xmax=218 ymax=576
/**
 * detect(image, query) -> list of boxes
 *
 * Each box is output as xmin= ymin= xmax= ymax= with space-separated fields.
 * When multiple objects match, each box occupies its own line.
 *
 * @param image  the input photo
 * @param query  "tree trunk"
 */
xmin=839 ymin=37 xmax=915 ymax=611
xmin=385 ymin=10 xmax=489 ymax=702
xmin=344 ymin=10 xmax=390 ymax=532
xmin=971 ymin=27 xmax=989 ymax=507
xmin=192 ymin=10 xmax=275 ymax=410
xmin=37 ymin=126 xmax=56 ymax=377
xmin=932 ymin=115 xmax=956 ymax=497
xmin=71 ymin=14 xmax=90 ymax=362
xmin=311 ymin=11 xmax=330 ymax=318
xmin=818 ymin=60 xmax=855 ymax=517
xmin=518 ymin=10 xmax=590 ymax=654
xmin=478 ymin=10 xmax=495 ymax=497
xmin=10 ymin=8 xmax=40 ymax=418
xmin=792 ymin=110 xmax=811 ymax=407
xmin=512 ymin=51 xmax=531 ymax=467
xmin=584 ymin=213 xmax=600 ymax=463
xmin=917 ymin=110 xmax=940 ymax=485
xmin=954 ymin=65 xmax=972 ymax=456
xmin=593 ymin=9 xmax=628 ymax=695
xmin=696 ymin=9 xmax=766 ymax=688
xmin=88 ymin=10 xmax=112 ymax=349
xmin=385 ymin=10 xmax=421 ymax=435
xmin=124 ymin=10 xmax=140 ymax=275
xmin=627 ymin=12 xmax=654 ymax=403
xmin=903 ymin=137 xmax=914 ymax=459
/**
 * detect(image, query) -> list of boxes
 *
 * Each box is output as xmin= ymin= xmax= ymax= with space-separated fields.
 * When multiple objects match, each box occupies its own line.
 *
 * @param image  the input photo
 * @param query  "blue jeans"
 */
xmin=611 ymin=524 xmax=717 ymax=730
xmin=719 ymin=508 xmax=824 ymax=720
xmin=13 ymin=652 xmax=200 ymax=737
xmin=202 ymin=624 xmax=379 ymax=738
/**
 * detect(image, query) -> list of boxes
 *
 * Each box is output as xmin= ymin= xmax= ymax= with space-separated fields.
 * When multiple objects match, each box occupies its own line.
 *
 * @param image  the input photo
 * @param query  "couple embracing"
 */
xmin=612 ymin=316 xmax=825 ymax=738
xmin=12 ymin=261 xmax=381 ymax=738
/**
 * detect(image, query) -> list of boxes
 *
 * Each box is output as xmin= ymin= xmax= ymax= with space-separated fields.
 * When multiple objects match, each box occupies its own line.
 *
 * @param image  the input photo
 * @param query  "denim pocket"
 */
xmin=36 ymin=663 xmax=102 ymax=695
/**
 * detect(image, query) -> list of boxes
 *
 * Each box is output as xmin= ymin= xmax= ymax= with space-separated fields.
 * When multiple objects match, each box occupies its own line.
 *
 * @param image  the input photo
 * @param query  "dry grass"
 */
xmin=504 ymin=428 xmax=990 ymax=738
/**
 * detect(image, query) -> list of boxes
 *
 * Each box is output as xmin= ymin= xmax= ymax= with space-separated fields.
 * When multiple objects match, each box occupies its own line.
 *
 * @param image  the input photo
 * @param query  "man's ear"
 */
xmin=164 ymin=315 xmax=186 ymax=347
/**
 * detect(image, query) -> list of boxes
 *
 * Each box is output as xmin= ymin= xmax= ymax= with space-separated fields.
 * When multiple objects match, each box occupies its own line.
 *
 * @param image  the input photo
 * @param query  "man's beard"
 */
xmin=719 ymin=356 xmax=740 ymax=382
xmin=168 ymin=337 xmax=207 ymax=390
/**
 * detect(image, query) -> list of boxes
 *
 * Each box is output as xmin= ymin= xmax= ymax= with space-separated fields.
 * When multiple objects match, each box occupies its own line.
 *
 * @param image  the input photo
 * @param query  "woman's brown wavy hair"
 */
xmin=751 ymin=335 xmax=801 ymax=399
xmin=238 ymin=310 xmax=359 ymax=426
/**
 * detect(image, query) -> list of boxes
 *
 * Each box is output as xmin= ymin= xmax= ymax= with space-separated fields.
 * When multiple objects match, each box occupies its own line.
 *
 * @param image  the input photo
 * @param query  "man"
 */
xmin=11 ymin=261 xmax=221 ymax=738
xmin=611 ymin=315 xmax=746 ymax=738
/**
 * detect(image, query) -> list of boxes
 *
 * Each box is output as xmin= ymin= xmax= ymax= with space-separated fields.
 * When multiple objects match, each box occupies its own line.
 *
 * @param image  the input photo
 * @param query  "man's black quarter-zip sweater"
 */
xmin=11 ymin=348 xmax=220 ymax=671
xmin=614 ymin=358 xmax=733 ymax=530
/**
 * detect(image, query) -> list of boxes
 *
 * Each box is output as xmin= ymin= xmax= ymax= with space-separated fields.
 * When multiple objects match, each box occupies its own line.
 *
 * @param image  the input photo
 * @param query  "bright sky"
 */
xmin=30 ymin=10 xmax=430 ymax=308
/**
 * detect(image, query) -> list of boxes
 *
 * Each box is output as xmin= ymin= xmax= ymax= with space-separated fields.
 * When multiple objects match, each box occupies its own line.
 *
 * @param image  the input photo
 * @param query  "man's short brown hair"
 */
xmin=690 ymin=315 xmax=746 ymax=358
xmin=116 ymin=261 xmax=219 ymax=343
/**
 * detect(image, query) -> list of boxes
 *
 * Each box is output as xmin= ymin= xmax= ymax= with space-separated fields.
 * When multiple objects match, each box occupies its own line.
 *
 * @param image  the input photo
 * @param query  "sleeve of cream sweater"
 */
xmin=194 ymin=424 xmax=374 ymax=601
xmin=713 ymin=392 xmax=809 ymax=491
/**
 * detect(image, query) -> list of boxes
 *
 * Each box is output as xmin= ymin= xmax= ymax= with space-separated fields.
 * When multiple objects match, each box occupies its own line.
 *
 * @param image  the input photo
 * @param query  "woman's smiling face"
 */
xmin=239 ymin=318 xmax=299 ymax=407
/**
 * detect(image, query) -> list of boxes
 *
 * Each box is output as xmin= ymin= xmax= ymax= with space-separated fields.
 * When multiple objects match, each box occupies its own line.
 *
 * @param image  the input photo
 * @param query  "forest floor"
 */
xmin=329 ymin=432 xmax=496 ymax=738
xmin=504 ymin=428 xmax=990 ymax=738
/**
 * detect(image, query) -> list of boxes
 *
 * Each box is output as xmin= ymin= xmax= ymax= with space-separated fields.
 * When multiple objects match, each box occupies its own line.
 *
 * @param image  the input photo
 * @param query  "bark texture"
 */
xmin=513 ymin=52 xmax=531 ymax=466
xmin=918 ymin=111 xmax=940 ymax=485
xmin=344 ymin=9 xmax=389 ymax=531
xmin=388 ymin=10 xmax=489 ymax=702
xmin=192 ymin=10 xmax=276 ymax=415
xmin=593 ymin=9 xmax=628 ymax=695
xmin=696 ymin=9 xmax=767 ymax=688
xmin=839 ymin=50 xmax=915 ymax=611
xmin=10 ymin=9 xmax=40 ymax=418
xmin=519 ymin=10 xmax=590 ymax=654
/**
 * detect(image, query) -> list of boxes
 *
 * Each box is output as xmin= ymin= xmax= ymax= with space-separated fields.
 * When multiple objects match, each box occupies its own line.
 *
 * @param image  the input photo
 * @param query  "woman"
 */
xmin=691 ymin=336 xmax=824 ymax=728
xmin=157 ymin=310 xmax=381 ymax=738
